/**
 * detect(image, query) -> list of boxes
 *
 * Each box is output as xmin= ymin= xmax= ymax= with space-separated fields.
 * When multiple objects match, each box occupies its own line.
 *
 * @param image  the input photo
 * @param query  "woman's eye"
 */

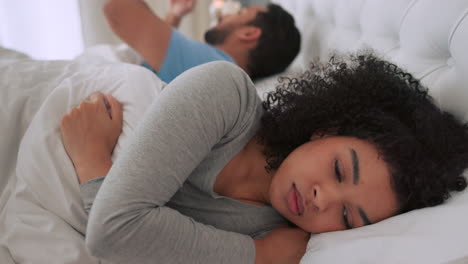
xmin=343 ymin=207 xmax=352 ymax=229
xmin=335 ymin=159 xmax=342 ymax=182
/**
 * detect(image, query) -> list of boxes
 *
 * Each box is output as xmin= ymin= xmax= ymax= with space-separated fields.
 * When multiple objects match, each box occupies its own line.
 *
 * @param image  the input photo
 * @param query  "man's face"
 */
xmin=204 ymin=6 xmax=267 ymax=45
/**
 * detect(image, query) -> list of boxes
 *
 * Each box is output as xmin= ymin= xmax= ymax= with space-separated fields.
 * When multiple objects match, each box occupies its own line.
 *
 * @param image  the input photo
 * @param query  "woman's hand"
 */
xmin=254 ymin=225 xmax=310 ymax=264
xmin=60 ymin=92 xmax=123 ymax=183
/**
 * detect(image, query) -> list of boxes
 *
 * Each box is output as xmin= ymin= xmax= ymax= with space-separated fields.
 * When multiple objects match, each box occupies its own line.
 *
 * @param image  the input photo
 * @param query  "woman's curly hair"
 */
xmin=257 ymin=52 xmax=468 ymax=213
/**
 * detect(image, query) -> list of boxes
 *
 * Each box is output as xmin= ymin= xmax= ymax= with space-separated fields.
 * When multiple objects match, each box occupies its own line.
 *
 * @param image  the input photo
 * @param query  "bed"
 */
xmin=1 ymin=0 xmax=468 ymax=263
xmin=0 ymin=44 xmax=167 ymax=264
xmin=267 ymin=1 xmax=468 ymax=263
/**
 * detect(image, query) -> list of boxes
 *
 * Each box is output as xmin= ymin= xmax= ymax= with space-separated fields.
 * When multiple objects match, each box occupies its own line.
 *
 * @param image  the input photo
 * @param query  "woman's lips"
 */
xmin=287 ymin=183 xmax=304 ymax=216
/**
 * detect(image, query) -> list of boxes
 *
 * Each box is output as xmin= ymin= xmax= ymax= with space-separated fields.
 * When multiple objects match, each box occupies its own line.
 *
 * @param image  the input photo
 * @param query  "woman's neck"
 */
xmin=214 ymin=136 xmax=273 ymax=205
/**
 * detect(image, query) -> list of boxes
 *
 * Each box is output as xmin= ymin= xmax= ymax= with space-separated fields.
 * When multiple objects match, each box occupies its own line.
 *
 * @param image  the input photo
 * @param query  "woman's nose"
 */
xmin=310 ymin=184 xmax=339 ymax=212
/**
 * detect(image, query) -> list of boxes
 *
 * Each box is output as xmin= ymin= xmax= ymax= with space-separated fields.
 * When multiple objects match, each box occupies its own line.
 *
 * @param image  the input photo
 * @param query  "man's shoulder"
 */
xmin=155 ymin=30 xmax=235 ymax=83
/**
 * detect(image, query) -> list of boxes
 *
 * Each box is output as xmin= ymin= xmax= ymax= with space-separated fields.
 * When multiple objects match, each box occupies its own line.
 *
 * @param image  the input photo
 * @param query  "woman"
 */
xmin=60 ymin=53 xmax=468 ymax=264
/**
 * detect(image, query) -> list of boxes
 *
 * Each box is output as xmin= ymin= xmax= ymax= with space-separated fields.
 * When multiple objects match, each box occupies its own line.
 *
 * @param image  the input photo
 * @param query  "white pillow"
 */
xmin=2 ymin=60 xmax=162 ymax=264
xmin=300 ymin=176 xmax=468 ymax=264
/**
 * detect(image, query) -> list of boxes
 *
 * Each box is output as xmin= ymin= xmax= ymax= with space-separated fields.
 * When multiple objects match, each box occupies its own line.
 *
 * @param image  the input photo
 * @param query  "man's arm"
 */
xmin=103 ymin=0 xmax=171 ymax=71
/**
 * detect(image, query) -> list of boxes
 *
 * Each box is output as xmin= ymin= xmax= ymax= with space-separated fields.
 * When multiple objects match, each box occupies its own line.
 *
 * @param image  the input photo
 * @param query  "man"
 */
xmin=103 ymin=0 xmax=301 ymax=83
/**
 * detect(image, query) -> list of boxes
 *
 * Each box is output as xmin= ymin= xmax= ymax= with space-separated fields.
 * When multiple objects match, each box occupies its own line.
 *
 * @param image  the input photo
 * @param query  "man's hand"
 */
xmin=60 ymin=92 xmax=123 ymax=183
xmin=166 ymin=0 xmax=197 ymax=28
xmin=254 ymin=225 xmax=310 ymax=264
xmin=169 ymin=0 xmax=196 ymax=18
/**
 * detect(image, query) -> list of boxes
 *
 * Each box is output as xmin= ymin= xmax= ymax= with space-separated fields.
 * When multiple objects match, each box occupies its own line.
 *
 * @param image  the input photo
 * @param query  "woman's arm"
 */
xmin=255 ymin=226 xmax=310 ymax=264
xmin=61 ymin=63 xmax=308 ymax=263
xmin=85 ymin=62 xmax=262 ymax=264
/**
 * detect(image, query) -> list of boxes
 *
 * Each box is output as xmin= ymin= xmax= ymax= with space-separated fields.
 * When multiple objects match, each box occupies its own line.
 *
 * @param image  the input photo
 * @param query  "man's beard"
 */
xmin=204 ymin=26 xmax=233 ymax=45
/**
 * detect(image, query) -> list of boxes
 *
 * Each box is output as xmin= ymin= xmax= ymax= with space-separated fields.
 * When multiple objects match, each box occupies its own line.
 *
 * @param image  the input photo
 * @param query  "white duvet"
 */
xmin=0 ymin=47 xmax=162 ymax=264
xmin=1 ymin=46 xmax=468 ymax=264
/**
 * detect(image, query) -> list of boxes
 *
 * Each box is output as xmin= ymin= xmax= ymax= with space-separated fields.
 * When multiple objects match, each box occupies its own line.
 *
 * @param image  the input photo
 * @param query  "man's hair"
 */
xmin=257 ymin=52 xmax=468 ymax=213
xmin=247 ymin=4 xmax=301 ymax=80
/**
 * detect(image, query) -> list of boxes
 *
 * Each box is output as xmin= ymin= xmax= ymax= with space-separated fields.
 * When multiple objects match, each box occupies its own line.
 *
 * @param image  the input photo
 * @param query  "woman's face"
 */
xmin=269 ymin=136 xmax=400 ymax=233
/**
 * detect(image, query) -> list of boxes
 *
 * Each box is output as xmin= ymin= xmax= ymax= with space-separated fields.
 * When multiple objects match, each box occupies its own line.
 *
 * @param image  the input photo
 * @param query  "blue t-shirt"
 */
xmin=142 ymin=29 xmax=235 ymax=83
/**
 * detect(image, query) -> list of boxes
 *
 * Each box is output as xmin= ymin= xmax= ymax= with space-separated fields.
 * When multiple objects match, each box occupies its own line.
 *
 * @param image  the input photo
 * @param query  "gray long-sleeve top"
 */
xmin=83 ymin=62 xmax=287 ymax=264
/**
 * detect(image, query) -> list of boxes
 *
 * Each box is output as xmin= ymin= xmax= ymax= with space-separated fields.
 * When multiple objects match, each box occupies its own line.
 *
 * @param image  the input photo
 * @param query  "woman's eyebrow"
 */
xmin=350 ymin=148 xmax=360 ymax=185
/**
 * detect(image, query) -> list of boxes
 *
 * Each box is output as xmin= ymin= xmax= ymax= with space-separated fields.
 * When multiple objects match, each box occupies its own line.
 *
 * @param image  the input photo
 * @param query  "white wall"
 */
xmin=78 ymin=0 xmax=121 ymax=46
xmin=0 ymin=0 xmax=83 ymax=60
xmin=0 ymin=0 xmax=211 ymax=59
xmin=78 ymin=0 xmax=211 ymax=47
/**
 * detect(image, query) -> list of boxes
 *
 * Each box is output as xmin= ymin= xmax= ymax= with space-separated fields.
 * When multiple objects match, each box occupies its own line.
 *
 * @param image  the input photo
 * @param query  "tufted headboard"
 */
xmin=266 ymin=1 xmax=468 ymax=263
xmin=272 ymin=0 xmax=468 ymax=122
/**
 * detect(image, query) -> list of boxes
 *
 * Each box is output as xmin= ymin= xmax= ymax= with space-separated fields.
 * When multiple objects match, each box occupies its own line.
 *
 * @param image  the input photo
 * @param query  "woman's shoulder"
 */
xmin=175 ymin=61 xmax=258 ymax=98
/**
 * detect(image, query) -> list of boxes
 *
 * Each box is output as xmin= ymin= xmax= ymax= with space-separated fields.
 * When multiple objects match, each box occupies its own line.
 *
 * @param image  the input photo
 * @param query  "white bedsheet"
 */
xmin=0 ymin=47 xmax=162 ymax=263
xmin=0 ymin=47 xmax=71 ymax=263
